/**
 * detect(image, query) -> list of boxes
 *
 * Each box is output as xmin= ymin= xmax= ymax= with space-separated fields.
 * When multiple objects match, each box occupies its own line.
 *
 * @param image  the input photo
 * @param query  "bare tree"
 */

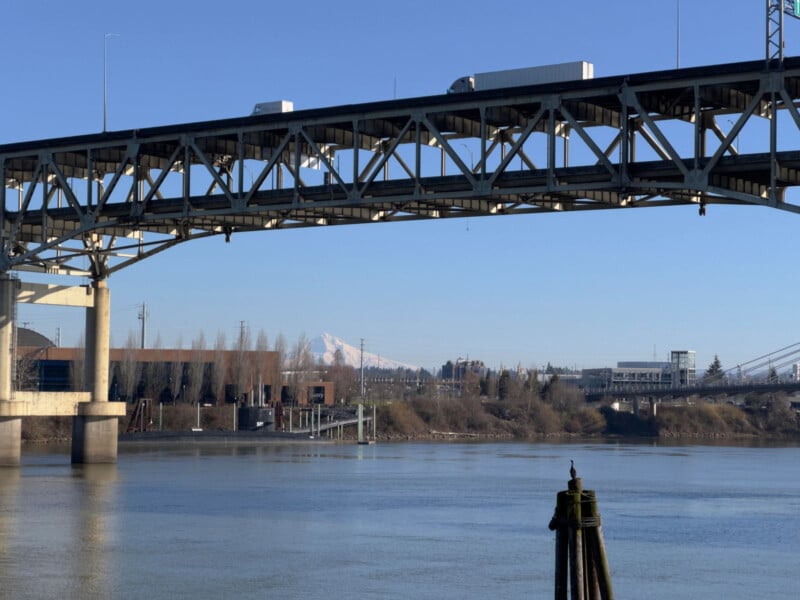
xmin=70 ymin=334 xmax=85 ymax=392
xmin=16 ymin=347 xmax=43 ymax=391
xmin=143 ymin=335 xmax=168 ymax=401
xmin=167 ymin=335 xmax=184 ymax=403
xmin=287 ymin=333 xmax=314 ymax=404
xmin=231 ymin=324 xmax=252 ymax=405
xmin=271 ymin=333 xmax=287 ymax=403
xmin=185 ymin=332 xmax=206 ymax=405
xmin=329 ymin=347 xmax=358 ymax=404
xmin=116 ymin=332 xmax=142 ymax=402
xmin=253 ymin=329 xmax=270 ymax=405
xmin=461 ymin=369 xmax=480 ymax=401
xmin=210 ymin=331 xmax=227 ymax=404
xmin=522 ymin=368 xmax=541 ymax=412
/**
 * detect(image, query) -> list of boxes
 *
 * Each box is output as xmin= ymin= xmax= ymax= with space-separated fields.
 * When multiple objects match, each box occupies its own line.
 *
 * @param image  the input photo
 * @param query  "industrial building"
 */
xmin=15 ymin=328 xmax=333 ymax=406
xmin=582 ymin=350 xmax=696 ymax=391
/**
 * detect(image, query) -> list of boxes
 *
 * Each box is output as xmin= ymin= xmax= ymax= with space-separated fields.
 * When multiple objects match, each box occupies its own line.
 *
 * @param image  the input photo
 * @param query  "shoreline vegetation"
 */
xmin=19 ymin=389 xmax=800 ymax=444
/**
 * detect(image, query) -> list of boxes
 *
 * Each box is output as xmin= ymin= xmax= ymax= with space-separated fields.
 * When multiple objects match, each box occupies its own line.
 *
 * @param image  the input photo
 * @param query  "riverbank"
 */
xmin=18 ymin=392 xmax=800 ymax=444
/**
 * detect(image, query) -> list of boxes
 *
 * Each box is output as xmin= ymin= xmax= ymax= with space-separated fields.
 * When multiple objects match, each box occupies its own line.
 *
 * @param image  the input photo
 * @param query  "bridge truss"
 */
xmin=4 ymin=58 xmax=800 ymax=278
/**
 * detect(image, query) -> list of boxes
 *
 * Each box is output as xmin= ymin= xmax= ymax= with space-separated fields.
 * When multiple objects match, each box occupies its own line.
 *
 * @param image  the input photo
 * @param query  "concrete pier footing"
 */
xmin=0 ymin=275 xmax=121 ymax=466
xmin=71 ymin=280 xmax=117 ymax=464
xmin=0 ymin=276 xmax=20 ymax=467
xmin=0 ymin=417 xmax=21 ymax=467
xmin=71 ymin=416 xmax=119 ymax=464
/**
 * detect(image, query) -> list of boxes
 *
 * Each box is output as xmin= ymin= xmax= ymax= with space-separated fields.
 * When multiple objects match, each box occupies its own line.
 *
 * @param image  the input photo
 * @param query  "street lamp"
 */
xmin=676 ymin=1 xmax=680 ymax=69
xmin=103 ymin=33 xmax=120 ymax=132
xmin=459 ymin=143 xmax=474 ymax=172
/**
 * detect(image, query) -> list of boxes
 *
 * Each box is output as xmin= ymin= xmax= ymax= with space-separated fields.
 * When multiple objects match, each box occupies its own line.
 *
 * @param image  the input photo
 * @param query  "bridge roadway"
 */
xmin=5 ymin=57 xmax=800 ymax=465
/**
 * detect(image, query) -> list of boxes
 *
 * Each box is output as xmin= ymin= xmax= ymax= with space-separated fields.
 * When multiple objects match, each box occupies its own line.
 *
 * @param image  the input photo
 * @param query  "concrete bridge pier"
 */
xmin=0 ymin=275 xmax=23 ymax=467
xmin=71 ymin=280 xmax=118 ymax=464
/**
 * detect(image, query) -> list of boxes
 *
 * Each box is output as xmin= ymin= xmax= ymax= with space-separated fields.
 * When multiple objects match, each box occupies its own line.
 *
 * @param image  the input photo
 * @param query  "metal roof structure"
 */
xmin=3 ymin=57 xmax=800 ymax=278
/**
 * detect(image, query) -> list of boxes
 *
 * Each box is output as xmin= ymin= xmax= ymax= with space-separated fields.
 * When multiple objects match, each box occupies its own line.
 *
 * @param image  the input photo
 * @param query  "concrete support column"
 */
xmin=84 ymin=281 xmax=111 ymax=402
xmin=0 ymin=275 xmax=22 ymax=467
xmin=72 ymin=280 xmax=118 ymax=464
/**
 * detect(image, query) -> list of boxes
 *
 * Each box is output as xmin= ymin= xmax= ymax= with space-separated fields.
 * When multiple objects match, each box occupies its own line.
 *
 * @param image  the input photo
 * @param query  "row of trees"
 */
xmin=59 ymin=330 xmax=326 ymax=405
xmin=703 ymin=354 xmax=780 ymax=383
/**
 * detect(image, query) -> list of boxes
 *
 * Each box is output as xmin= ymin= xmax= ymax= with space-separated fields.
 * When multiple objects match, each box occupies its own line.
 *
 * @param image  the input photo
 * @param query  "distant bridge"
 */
xmin=585 ymin=341 xmax=800 ymax=401
xmin=585 ymin=380 xmax=800 ymax=402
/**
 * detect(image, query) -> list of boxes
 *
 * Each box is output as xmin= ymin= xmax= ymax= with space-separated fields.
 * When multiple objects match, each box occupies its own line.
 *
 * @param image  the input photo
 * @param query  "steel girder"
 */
xmin=4 ymin=58 xmax=800 ymax=277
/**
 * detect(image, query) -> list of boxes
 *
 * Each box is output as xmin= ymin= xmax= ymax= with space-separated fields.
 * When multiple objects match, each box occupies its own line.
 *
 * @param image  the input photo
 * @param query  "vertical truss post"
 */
xmin=547 ymin=108 xmax=556 ymax=189
xmin=619 ymin=102 xmax=629 ymax=190
xmin=237 ymin=133 xmax=244 ymax=203
xmin=770 ymin=89 xmax=779 ymax=205
xmin=480 ymin=108 xmax=487 ymax=185
xmin=768 ymin=0 xmax=785 ymax=64
xmin=768 ymin=1 xmax=800 ymax=66
xmin=352 ymin=120 xmax=360 ymax=190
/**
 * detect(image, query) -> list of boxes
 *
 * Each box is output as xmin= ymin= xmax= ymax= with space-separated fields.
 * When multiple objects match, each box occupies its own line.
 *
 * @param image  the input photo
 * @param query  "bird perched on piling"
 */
xmin=570 ymin=460 xmax=577 ymax=480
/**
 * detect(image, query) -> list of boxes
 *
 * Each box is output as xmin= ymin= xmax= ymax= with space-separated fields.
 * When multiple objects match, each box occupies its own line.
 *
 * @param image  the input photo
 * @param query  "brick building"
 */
xmin=16 ymin=329 xmax=333 ymax=406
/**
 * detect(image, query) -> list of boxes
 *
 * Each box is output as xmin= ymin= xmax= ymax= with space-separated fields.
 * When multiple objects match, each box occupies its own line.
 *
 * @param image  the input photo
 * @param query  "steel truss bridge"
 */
xmin=5 ymin=57 xmax=800 ymax=278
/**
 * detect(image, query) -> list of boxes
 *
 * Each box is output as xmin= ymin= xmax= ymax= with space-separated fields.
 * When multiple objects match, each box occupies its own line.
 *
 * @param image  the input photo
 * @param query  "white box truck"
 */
xmin=447 ymin=61 xmax=593 ymax=93
xmin=251 ymin=100 xmax=294 ymax=115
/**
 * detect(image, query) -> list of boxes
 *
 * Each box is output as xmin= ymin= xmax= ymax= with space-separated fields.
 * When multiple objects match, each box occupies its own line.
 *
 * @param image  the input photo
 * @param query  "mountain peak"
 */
xmin=310 ymin=333 xmax=419 ymax=371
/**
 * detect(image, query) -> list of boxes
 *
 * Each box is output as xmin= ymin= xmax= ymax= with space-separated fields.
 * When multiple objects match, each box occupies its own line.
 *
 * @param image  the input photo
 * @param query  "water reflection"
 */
xmin=69 ymin=464 xmax=118 ymax=600
xmin=0 ymin=468 xmax=21 ymax=588
xmin=5 ymin=442 xmax=798 ymax=599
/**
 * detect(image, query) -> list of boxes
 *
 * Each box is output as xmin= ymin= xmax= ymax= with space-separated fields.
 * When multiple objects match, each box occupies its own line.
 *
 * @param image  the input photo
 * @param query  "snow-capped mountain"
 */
xmin=310 ymin=333 xmax=419 ymax=371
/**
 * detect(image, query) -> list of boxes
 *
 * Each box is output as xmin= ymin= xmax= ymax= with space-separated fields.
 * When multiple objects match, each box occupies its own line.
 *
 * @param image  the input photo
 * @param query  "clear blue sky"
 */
xmin=3 ymin=0 xmax=797 ymax=374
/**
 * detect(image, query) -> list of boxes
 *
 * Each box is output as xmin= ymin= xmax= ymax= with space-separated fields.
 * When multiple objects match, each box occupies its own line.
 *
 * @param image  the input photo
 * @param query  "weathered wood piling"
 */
xmin=549 ymin=464 xmax=614 ymax=600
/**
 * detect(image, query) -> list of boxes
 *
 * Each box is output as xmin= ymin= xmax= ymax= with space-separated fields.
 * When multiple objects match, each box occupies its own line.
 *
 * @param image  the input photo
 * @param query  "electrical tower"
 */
xmin=767 ymin=0 xmax=800 ymax=64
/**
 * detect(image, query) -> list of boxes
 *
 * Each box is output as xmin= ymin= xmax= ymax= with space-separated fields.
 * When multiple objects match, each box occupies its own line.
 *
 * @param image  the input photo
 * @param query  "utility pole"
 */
xmin=360 ymin=338 xmax=365 ymax=400
xmin=676 ymin=0 xmax=680 ymax=68
xmin=138 ymin=302 xmax=147 ymax=349
xmin=103 ymin=33 xmax=120 ymax=132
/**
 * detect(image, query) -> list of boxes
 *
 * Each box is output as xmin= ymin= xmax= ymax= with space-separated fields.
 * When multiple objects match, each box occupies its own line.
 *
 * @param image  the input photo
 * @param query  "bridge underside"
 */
xmin=3 ymin=57 xmax=800 ymax=277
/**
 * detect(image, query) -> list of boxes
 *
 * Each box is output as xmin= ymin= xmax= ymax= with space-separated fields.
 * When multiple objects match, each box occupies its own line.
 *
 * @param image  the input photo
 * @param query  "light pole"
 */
xmin=104 ymin=33 xmax=120 ymax=132
xmin=676 ymin=0 xmax=680 ymax=69
xmin=726 ymin=119 xmax=740 ymax=155
xmin=459 ymin=143 xmax=474 ymax=172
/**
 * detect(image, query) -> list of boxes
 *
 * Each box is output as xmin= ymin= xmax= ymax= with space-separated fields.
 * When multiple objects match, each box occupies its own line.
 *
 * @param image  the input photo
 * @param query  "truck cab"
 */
xmin=447 ymin=76 xmax=475 ymax=94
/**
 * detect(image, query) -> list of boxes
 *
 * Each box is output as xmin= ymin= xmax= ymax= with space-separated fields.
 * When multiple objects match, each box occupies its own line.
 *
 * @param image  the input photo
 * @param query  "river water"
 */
xmin=0 ymin=440 xmax=797 ymax=599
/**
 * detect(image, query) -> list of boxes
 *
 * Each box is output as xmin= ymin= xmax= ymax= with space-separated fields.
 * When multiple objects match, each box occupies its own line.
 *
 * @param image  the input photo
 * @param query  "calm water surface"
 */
xmin=0 ymin=440 xmax=798 ymax=599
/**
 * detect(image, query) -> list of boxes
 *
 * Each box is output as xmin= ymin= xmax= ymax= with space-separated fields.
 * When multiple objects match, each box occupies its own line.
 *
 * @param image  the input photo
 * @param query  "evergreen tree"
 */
xmin=768 ymin=365 xmax=778 ymax=383
xmin=704 ymin=355 xmax=724 ymax=382
xmin=498 ymin=370 xmax=511 ymax=401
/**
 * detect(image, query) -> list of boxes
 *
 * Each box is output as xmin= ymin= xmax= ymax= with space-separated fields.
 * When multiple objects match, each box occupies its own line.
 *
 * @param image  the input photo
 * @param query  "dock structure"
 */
xmin=549 ymin=465 xmax=614 ymax=600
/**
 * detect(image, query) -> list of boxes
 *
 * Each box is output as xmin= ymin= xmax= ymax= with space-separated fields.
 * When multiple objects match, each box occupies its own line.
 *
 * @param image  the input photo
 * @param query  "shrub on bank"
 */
xmin=564 ymin=408 xmax=606 ymax=435
xmin=376 ymin=401 xmax=427 ymax=436
xmin=21 ymin=416 xmax=72 ymax=442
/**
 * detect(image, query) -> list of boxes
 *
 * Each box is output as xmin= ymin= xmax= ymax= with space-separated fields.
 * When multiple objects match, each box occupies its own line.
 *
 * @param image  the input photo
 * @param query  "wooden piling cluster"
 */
xmin=548 ymin=469 xmax=614 ymax=600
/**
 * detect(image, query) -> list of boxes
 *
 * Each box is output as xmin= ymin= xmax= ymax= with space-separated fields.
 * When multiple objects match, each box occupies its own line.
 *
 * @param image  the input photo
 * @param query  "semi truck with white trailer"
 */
xmin=447 ymin=61 xmax=594 ymax=93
